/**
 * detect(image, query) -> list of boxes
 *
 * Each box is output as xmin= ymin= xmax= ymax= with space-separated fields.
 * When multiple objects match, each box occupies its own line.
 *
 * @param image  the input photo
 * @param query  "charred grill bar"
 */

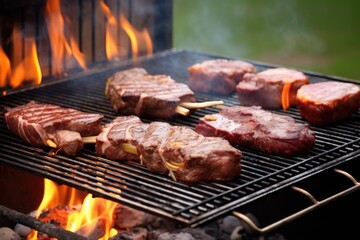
xmin=1 ymin=50 xmax=360 ymax=233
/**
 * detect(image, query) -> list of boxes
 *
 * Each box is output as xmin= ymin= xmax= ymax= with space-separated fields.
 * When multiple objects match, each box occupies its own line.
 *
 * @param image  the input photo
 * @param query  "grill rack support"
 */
xmin=233 ymin=168 xmax=360 ymax=235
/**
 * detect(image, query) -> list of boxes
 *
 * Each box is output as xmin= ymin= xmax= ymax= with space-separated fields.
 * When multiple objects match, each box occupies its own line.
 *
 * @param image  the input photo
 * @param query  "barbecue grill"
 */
xmin=1 ymin=49 xmax=360 ymax=236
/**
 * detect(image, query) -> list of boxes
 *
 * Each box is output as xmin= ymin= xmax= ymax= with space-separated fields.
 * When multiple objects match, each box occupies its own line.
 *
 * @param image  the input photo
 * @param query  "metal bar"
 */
xmin=233 ymin=168 xmax=360 ymax=235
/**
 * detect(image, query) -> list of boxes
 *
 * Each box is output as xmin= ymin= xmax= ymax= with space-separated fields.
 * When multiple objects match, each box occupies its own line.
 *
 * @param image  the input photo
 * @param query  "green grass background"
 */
xmin=173 ymin=0 xmax=360 ymax=80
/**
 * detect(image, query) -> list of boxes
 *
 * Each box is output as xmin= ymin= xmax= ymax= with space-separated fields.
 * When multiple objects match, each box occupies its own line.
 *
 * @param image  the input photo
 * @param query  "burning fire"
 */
xmin=100 ymin=0 xmax=153 ymax=60
xmin=45 ymin=0 xmax=86 ymax=75
xmin=0 ymin=47 xmax=11 ymax=91
xmin=28 ymin=179 xmax=118 ymax=240
xmin=120 ymin=13 xmax=153 ymax=59
xmin=1 ymin=0 xmax=153 ymax=92
xmin=281 ymin=82 xmax=292 ymax=110
xmin=0 ymin=28 xmax=42 ymax=92
xmin=10 ymin=38 xmax=42 ymax=89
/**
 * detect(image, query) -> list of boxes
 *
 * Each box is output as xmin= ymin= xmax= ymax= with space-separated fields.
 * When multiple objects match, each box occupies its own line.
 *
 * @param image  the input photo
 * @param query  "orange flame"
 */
xmin=281 ymin=82 xmax=292 ymax=111
xmin=29 ymin=179 xmax=118 ymax=240
xmin=0 ymin=47 xmax=11 ymax=88
xmin=1 ymin=0 xmax=153 ymax=91
xmin=100 ymin=1 xmax=120 ymax=61
xmin=46 ymin=0 xmax=86 ymax=75
xmin=120 ymin=12 xmax=153 ymax=58
xmin=10 ymin=38 xmax=42 ymax=89
xmin=101 ymin=0 xmax=153 ymax=60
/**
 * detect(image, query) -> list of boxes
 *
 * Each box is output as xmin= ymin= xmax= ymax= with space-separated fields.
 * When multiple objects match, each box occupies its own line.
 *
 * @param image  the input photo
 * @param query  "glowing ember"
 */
xmin=281 ymin=82 xmax=292 ymax=110
xmin=28 ymin=179 xmax=117 ymax=240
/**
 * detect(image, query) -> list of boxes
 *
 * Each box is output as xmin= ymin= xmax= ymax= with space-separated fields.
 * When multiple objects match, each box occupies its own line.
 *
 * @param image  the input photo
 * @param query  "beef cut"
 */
xmin=195 ymin=106 xmax=315 ymax=157
xmin=236 ymin=68 xmax=309 ymax=109
xmin=138 ymin=121 xmax=172 ymax=174
xmin=296 ymin=81 xmax=360 ymax=126
xmin=4 ymin=101 xmax=103 ymax=155
xmin=96 ymin=116 xmax=145 ymax=161
xmin=106 ymin=68 xmax=195 ymax=119
xmin=157 ymin=124 xmax=242 ymax=183
xmin=95 ymin=116 xmax=242 ymax=183
xmin=188 ymin=59 xmax=256 ymax=95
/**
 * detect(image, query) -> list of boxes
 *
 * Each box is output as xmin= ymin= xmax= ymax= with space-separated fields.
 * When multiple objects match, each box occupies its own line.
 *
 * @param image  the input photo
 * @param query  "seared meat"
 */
xmin=96 ymin=116 xmax=145 ymax=161
xmin=53 ymin=130 xmax=83 ymax=156
xmin=159 ymin=125 xmax=242 ymax=183
xmin=106 ymin=68 xmax=195 ymax=119
xmin=188 ymin=59 xmax=256 ymax=95
xmin=195 ymin=106 xmax=315 ymax=157
xmin=4 ymin=101 xmax=103 ymax=155
xmin=96 ymin=117 xmax=242 ymax=183
xmin=296 ymin=81 xmax=360 ymax=126
xmin=236 ymin=68 xmax=309 ymax=109
xmin=138 ymin=122 xmax=172 ymax=174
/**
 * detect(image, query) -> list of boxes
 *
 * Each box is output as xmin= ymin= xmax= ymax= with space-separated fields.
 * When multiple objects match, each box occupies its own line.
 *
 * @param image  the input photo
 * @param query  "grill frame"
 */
xmin=0 ymin=49 xmax=359 ymax=227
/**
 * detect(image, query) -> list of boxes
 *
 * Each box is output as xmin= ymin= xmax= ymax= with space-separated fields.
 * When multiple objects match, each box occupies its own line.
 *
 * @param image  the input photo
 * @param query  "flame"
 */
xmin=1 ymin=27 xmax=42 ymax=90
xmin=1 ymin=0 xmax=153 ymax=91
xmin=29 ymin=179 xmax=118 ymax=240
xmin=0 ymin=47 xmax=11 ymax=88
xmin=120 ymin=12 xmax=153 ymax=58
xmin=101 ymin=0 xmax=153 ymax=60
xmin=46 ymin=0 xmax=86 ymax=75
xmin=10 ymin=38 xmax=42 ymax=89
xmin=100 ymin=1 xmax=120 ymax=61
xmin=281 ymin=82 xmax=292 ymax=111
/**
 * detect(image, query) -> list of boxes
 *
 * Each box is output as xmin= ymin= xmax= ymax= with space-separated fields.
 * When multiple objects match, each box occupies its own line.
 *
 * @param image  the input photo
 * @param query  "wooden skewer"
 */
xmin=176 ymin=100 xmax=224 ymax=116
xmin=179 ymin=100 xmax=224 ymax=109
xmin=175 ymin=106 xmax=190 ymax=116
xmin=46 ymin=139 xmax=57 ymax=148
xmin=82 ymin=136 xmax=97 ymax=144
xmin=104 ymin=76 xmax=114 ymax=95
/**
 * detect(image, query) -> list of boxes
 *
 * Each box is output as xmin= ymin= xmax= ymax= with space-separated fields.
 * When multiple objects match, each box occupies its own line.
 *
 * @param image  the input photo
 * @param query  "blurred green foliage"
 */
xmin=173 ymin=0 xmax=360 ymax=80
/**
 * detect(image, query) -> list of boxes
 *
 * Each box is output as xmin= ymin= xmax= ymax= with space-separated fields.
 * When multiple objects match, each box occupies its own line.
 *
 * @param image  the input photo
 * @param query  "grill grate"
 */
xmin=0 ymin=49 xmax=359 ymax=227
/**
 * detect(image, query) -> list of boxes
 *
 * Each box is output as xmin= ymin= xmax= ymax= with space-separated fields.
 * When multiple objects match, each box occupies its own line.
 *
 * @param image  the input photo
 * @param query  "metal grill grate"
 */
xmin=0 ymin=49 xmax=359 ymax=227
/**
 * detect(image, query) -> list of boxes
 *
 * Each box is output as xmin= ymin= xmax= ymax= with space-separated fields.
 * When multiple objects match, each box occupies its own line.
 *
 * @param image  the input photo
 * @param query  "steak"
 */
xmin=96 ymin=117 xmax=242 ymax=183
xmin=296 ymin=81 xmax=360 ymax=126
xmin=106 ymin=68 xmax=195 ymax=119
xmin=96 ymin=116 xmax=145 ymax=161
xmin=188 ymin=59 xmax=256 ymax=95
xmin=138 ymin=122 xmax=172 ymax=174
xmin=195 ymin=106 xmax=315 ymax=157
xmin=53 ymin=130 xmax=83 ymax=156
xmin=4 ymin=101 xmax=103 ymax=155
xmin=236 ymin=68 xmax=309 ymax=109
xmin=158 ymin=125 xmax=242 ymax=183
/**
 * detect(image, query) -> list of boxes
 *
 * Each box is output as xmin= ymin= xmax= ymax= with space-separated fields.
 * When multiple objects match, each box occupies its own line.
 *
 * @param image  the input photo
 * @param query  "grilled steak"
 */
xmin=138 ymin=122 xmax=172 ymax=174
xmin=158 ymin=125 xmax=242 ymax=183
xmin=96 ymin=116 xmax=145 ymax=161
xmin=195 ymin=106 xmax=315 ymax=157
xmin=53 ymin=130 xmax=83 ymax=156
xmin=106 ymin=68 xmax=195 ymax=119
xmin=296 ymin=81 xmax=360 ymax=126
xmin=96 ymin=117 xmax=242 ymax=183
xmin=188 ymin=59 xmax=256 ymax=95
xmin=4 ymin=101 xmax=103 ymax=155
xmin=236 ymin=68 xmax=309 ymax=109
